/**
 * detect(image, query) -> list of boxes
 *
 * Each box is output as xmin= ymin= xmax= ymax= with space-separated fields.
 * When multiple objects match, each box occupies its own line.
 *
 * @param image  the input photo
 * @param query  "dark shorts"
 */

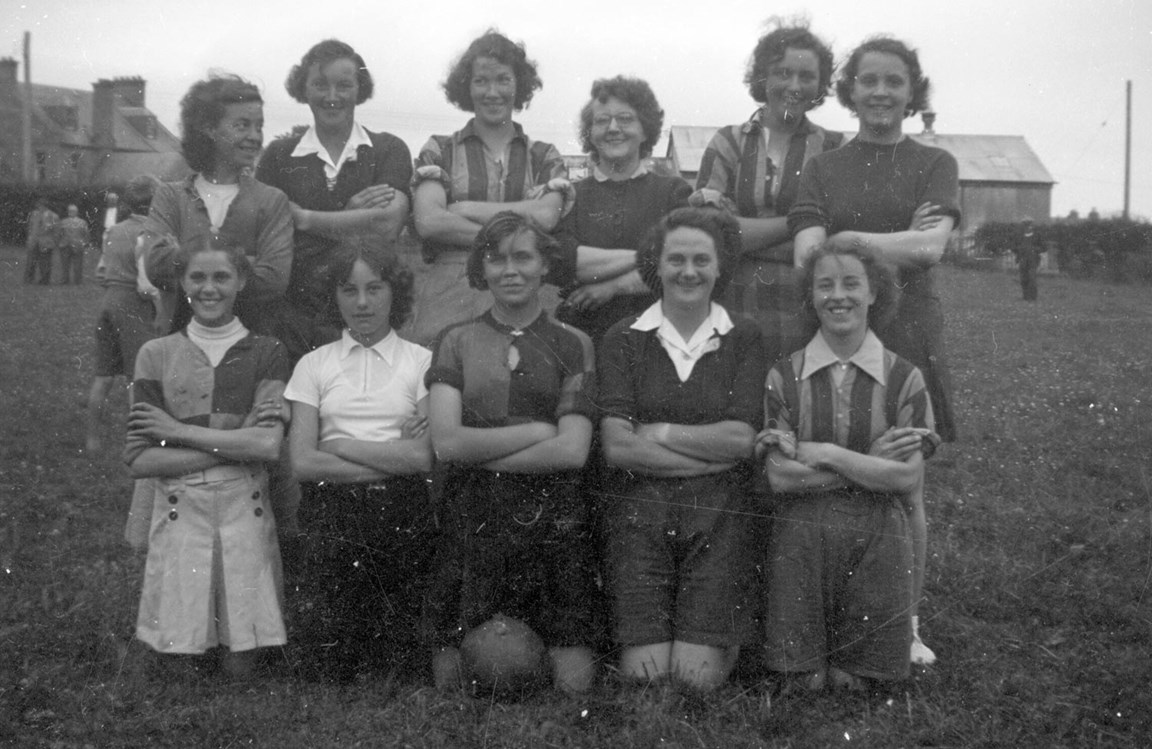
xmin=421 ymin=469 xmax=598 ymax=649
xmin=764 ymin=491 xmax=913 ymax=681
xmin=607 ymin=472 xmax=755 ymax=649
xmin=93 ymin=288 xmax=156 ymax=377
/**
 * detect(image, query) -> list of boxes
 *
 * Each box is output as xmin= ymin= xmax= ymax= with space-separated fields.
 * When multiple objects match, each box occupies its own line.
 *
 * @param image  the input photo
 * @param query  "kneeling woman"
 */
xmin=599 ymin=208 xmax=767 ymax=689
xmin=759 ymin=244 xmax=937 ymax=691
xmin=285 ymin=242 xmax=433 ymax=679
xmin=425 ymin=212 xmax=598 ymax=693
xmin=125 ymin=236 xmax=289 ymax=676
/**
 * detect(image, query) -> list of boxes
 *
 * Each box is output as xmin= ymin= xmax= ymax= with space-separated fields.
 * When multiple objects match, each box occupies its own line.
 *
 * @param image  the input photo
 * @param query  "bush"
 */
xmin=969 ymin=218 xmax=1152 ymax=283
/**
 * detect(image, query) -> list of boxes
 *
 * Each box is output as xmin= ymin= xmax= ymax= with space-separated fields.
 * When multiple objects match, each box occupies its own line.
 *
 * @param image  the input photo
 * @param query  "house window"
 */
xmin=36 ymin=151 xmax=47 ymax=182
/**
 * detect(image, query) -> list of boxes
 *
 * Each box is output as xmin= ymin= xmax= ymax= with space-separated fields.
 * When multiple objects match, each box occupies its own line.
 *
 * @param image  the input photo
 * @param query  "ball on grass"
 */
xmin=459 ymin=614 xmax=550 ymax=696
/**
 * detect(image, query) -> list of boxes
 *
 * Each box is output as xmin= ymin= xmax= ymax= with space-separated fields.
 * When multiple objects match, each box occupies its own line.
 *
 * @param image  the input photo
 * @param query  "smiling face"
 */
xmin=589 ymin=95 xmax=643 ymax=171
xmin=305 ymin=57 xmax=359 ymax=134
xmin=811 ymin=253 xmax=875 ymax=340
xmin=763 ymin=47 xmax=821 ymax=126
xmin=850 ymin=51 xmax=912 ymax=140
xmin=182 ymin=249 xmax=245 ymax=328
xmin=470 ymin=56 xmax=517 ymax=127
xmin=483 ymin=230 xmax=547 ymax=311
xmin=658 ymin=227 xmax=719 ymax=309
xmin=337 ymin=258 xmax=393 ymax=347
xmin=207 ymin=101 xmax=264 ymax=173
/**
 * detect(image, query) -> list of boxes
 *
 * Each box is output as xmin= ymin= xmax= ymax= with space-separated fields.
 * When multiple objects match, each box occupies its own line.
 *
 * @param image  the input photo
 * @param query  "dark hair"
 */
xmin=836 ymin=36 xmax=931 ymax=117
xmin=442 ymin=29 xmax=542 ymax=112
xmin=637 ymin=207 xmax=741 ymax=299
xmin=328 ymin=240 xmax=415 ymax=330
xmin=179 ymin=75 xmax=263 ymax=173
xmin=123 ymin=175 xmax=158 ymax=215
xmin=746 ymin=23 xmax=835 ymax=106
xmin=173 ymin=233 xmax=252 ymax=284
xmin=285 ymin=39 xmax=374 ymax=105
xmin=578 ymin=76 xmax=664 ymax=161
xmin=467 ymin=211 xmax=562 ymax=290
xmin=800 ymin=243 xmax=897 ymax=333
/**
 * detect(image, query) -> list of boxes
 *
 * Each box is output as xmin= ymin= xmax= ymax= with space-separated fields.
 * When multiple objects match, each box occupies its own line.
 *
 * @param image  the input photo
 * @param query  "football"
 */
xmin=459 ymin=614 xmax=550 ymax=696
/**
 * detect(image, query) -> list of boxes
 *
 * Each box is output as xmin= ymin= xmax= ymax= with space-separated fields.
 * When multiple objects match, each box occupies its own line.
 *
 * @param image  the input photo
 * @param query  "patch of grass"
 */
xmin=1 ymin=246 xmax=1149 ymax=747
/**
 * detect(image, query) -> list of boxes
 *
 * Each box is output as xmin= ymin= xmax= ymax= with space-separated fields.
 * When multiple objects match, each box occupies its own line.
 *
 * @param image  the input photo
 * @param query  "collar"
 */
xmin=456 ymin=119 xmax=527 ymax=145
xmin=800 ymin=329 xmax=886 ymax=385
xmin=482 ymin=308 xmax=545 ymax=336
xmin=592 ymin=161 xmax=649 ymax=182
xmin=632 ymin=301 xmax=734 ymax=339
xmin=337 ymin=328 xmax=398 ymax=364
xmin=290 ymin=122 xmax=372 ymax=168
xmin=741 ymin=107 xmax=815 ymax=137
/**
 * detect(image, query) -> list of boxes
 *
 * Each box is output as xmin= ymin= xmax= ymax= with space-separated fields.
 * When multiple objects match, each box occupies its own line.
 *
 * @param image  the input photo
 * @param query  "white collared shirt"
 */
xmin=284 ymin=329 xmax=431 ymax=443
xmin=800 ymin=329 xmax=887 ymax=387
xmin=291 ymin=122 xmax=373 ymax=186
xmin=632 ymin=301 xmax=735 ymax=382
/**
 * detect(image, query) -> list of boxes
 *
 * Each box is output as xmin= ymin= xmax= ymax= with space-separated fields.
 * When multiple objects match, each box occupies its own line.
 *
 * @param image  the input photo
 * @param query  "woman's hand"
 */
xmin=127 ymin=403 xmax=185 ymax=444
xmin=908 ymin=202 xmax=944 ymax=232
xmin=242 ymin=399 xmax=287 ymax=428
xmin=868 ymin=426 xmax=928 ymax=462
xmin=754 ymin=427 xmax=797 ymax=461
xmin=346 ymin=184 xmax=396 ymax=211
xmin=400 ymin=413 xmax=429 ymax=440
xmin=564 ymin=279 xmax=620 ymax=312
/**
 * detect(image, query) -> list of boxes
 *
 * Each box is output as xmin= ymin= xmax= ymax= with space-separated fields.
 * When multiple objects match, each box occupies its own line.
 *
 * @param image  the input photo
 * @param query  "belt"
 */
xmin=181 ymin=464 xmax=254 ymax=484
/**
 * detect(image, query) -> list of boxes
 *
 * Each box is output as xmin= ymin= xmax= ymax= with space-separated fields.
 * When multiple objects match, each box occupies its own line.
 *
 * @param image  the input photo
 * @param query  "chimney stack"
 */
xmin=92 ymin=78 xmax=115 ymax=148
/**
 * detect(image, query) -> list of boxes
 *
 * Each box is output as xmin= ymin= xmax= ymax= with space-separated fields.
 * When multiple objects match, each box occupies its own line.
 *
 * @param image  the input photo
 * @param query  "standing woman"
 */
xmin=552 ymin=75 xmax=692 ymax=344
xmin=691 ymin=23 xmax=842 ymax=361
xmin=257 ymin=39 xmax=412 ymax=363
xmin=599 ymin=208 xmax=766 ymax=689
xmin=789 ymin=36 xmax=960 ymax=664
xmin=125 ymin=236 xmax=289 ymax=677
xmin=424 ymin=212 xmax=598 ymax=693
xmin=285 ymin=242 xmax=432 ymax=680
xmin=407 ymin=30 xmax=569 ymax=347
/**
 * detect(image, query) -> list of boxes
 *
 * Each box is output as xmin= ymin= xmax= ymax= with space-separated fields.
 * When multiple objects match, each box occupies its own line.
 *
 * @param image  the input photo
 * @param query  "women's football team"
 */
xmin=100 ymin=22 xmax=957 ymax=694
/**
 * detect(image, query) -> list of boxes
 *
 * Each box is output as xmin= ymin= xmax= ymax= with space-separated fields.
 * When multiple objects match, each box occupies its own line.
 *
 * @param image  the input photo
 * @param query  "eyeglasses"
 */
xmin=592 ymin=113 xmax=637 ymax=129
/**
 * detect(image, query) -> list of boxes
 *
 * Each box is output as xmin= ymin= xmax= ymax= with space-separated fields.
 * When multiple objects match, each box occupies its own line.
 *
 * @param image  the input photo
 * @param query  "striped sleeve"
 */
xmin=554 ymin=323 xmax=597 ymax=422
xmin=412 ymin=135 xmax=451 ymax=190
xmin=123 ymin=338 xmax=167 ymax=466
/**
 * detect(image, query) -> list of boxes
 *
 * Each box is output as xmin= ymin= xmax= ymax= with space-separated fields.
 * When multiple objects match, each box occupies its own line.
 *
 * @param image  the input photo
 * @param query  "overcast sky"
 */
xmin=6 ymin=0 xmax=1151 ymax=219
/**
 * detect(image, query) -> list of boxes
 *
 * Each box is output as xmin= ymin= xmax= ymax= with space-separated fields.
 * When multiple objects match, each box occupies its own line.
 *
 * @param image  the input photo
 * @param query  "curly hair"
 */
xmin=442 ymin=29 xmax=542 ymax=112
xmin=577 ymin=75 xmax=664 ymax=161
xmin=799 ymin=243 xmax=897 ymax=333
xmin=123 ymin=174 xmax=158 ymax=215
xmin=745 ymin=23 xmax=835 ymax=106
xmin=328 ymin=239 xmax=415 ymax=331
xmin=173 ymin=233 xmax=252 ymax=286
xmin=636 ymin=207 xmax=741 ymax=300
xmin=836 ymin=36 xmax=931 ymax=117
xmin=467 ymin=212 xmax=563 ymax=291
xmin=179 ymin=75 xmax=263 ymax=173
xmin=285 ymin=39 xmax=374 ymax=105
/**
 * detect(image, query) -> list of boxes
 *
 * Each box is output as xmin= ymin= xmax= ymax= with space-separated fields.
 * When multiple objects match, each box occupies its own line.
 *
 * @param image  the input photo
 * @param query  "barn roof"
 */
xmin=666 ymin=126 xmax=1054 ymax=185
xmin=90 ymin=151 xmax=192 ymax=186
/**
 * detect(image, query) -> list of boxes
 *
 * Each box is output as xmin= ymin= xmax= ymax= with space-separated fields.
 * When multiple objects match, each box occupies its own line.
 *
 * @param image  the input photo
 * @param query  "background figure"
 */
xmin=101 ymin=191 xmax=122 ymax=248
xmin=407 ymin=29 xmax=569 ymax=347
xmin=552 ymin=75 xmax=691 ymax=345
xmin=86 ymin=175 xmax=162 ymax=454
xmin=56 ymin=204 xmax=91 ymax=285
xmin=256 ymin=38 xmax=412 ymax=364
xmin=692 ymin=23 xmax=842 ymax=362
xmin=285 ymin=243 xmax=433 ymax=682
xmin=599 ymin=208 xmax=766 ymax=690
xmin=25 ymin=200 xmax=59 ymax=285
xmin=1015 ymin=218 xmax=1042 ymax=301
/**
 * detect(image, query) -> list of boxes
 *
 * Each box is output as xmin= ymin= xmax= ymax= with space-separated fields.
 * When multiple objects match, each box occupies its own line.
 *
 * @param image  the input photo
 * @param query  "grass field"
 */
xmin=1 ymin=244 xmax=1149 ymax=748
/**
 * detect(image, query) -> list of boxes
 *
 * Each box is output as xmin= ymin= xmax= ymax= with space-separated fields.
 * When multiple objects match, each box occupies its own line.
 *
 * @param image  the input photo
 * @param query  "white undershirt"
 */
xmin=194 ymin=175 xmax=240 ymax=231
xmin=187 ymin=317 xmax=247 ymax=367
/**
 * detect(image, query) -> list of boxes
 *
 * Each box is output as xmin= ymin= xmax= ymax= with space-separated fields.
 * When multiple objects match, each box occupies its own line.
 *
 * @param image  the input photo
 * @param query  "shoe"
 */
xmin=910 ymin=632 xmax=936 ymax=665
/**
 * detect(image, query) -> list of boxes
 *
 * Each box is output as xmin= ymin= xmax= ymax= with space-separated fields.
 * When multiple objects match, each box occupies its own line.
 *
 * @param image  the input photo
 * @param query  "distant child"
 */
xmin=757 ymin=243 xmax=938 ymax=692
xmin=125 ymin=235 xmax=289 ymax=677
xmin=86 ymin=175 xmax=163 ymax=454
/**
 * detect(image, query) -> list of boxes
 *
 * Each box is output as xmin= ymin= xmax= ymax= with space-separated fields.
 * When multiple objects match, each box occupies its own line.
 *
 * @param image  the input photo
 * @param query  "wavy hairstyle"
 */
xmin=285 ymin=39 xmax=374 ymax=105
xmin=179 ymin=75 xmax=263 ymax=173
xmin=836 ymin=36 xmax=931 ymax=117
xmin=637 ymin=207 xmax=741 ymax=299
xmin=800 ymin=243 xmax=897 ymax=333
xmin=123 ymin=174 xmax=159 ymax=215
xmin=467 ymin=211 xmax=562 ymax=290
xmin=442 ymin=29 xmax=542 ymax=112
xmin=745 ymin=23 xmax=835 ymax=107
xmin=173 ymin=233 xmax=252 ymax=285
xmin=578 ymin=75 xmax=664 ymax=161
xmin=328 ymin=238 xmax=415 ymax=330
